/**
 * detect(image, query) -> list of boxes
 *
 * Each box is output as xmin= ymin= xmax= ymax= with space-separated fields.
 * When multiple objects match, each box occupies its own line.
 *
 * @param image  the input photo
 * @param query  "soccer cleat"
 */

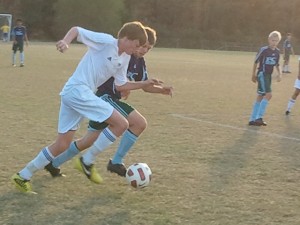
xmin=12 ymin=64 xmax=16 ymax=67
xmin=74 ymin=157 xmax=102 ymax=184
xmin=248 ymin=121 xmax=256 ymax=126
xmin=107 ymin=159 xmax=127 ymax=177
xmin=11 ymin=173 xmax=34 ymax=193
xmin=254 ymin=118 xmax=267 ymax=126
xmin=285 ymin=110 xmax=290 ymax=115
xmin=44 ymin=163 xmax=66 ymax=178
xmin=20 ymin=63 xmax=24 ymax=67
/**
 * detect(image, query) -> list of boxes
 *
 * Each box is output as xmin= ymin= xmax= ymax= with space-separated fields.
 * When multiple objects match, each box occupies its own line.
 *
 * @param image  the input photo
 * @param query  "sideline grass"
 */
xmin=0 ymin=42 xmax=300 ymax=225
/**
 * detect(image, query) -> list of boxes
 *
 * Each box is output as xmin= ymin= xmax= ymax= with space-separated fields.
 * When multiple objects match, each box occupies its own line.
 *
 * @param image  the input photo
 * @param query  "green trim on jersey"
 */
xmin=88 ymin=94 xmax=135 ymax=130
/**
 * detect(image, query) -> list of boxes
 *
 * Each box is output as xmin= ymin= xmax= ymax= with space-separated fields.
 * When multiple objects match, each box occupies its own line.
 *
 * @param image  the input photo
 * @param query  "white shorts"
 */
xmin=58 ymin=85 xmax=114 ymax=133
xmin=294 ymin=79 xmax=300 ymax=89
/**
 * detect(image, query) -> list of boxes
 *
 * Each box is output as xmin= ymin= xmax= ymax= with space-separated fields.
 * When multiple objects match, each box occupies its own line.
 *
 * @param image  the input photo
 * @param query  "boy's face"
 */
xmin=123 ymin=38 xmax=140 ymax=55
xmin=134 ymin=41 xmax=153 ymax=58
xmin=268 ymin=36 xmax=280 ymax=49
xmin=16 ymin=21 xmax=22 ymax=26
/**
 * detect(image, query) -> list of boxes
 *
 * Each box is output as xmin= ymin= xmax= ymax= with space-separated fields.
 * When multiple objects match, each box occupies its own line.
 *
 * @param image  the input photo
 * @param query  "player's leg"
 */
xmin=255 ymin=73 xmax=272 ymax=126
xmin=12 ymin=43 xmax=17 ymax=66
xmin=11 ymin=131 xmax=76 ymax=193
xmin=108 ymin=109 xmax=147 ymax=177
xmin=19 ymin=42 xmax=24 ymax=67
xmin=249 ymin=72 xmax=264 ymax=125
xmin=286 ymin=81 xmax=300 ymax=115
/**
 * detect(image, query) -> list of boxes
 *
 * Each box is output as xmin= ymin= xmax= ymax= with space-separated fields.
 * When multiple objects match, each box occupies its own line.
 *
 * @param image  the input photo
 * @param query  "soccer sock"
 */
xmin=112 ymin=129 xmax=137 ymax=164
xmin=52 ymin=141 xmax=80 ymax=168
xmin=256 ymin=98 xmax=269 ymax=119
xmin=12 ymin=53 xmax=16 ymax=64
xmin=287 ymin=99 xmax=296 ymax=112
xmin=82 ymin=128 xmax=116 ymax=165
xmin=20 ymin=52 xmax=24 ymax=64
xmin=249 ymin=101 xmax=260 ymax=121
xmin=19 ymin=147 xmax=54 ymax=180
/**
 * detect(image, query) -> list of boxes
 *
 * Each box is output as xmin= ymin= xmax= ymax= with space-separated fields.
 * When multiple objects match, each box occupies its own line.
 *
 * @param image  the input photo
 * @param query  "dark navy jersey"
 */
xmin=283 ymin=39 xmax=292 ymax=53
xmin=13 ymin=26 xmax=27 ymax=42
xmin=255 ymin=46 xmax=280 ymax=74
xmin=96 ymin=55 xmax=148 ymax=99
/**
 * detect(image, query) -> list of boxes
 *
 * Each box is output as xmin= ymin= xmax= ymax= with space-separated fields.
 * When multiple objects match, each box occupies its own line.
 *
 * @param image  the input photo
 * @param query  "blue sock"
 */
xmin=52 ymin=141 xmax=80 ymax=168
xmin=257 ymin=98 xmax=269 ymax=119
xmin=250 ymin=101 xmax=260 ymax=121
xmin=112 ymin=130 xmax=137 ymax=164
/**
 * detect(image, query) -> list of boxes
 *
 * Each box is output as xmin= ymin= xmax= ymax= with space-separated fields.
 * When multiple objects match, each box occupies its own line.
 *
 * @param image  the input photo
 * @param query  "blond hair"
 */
xmin=145 ymin=27 xmax=157 ymax=46
xmin=268 ymin=31 xmax=281 ymax=41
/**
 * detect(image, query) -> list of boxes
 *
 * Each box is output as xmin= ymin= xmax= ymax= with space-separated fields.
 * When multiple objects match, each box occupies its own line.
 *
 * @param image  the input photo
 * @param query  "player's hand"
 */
xmin=146 ymin=78 xmax=164 ymax=86
xmin=56 ymin=40 xmax=69 ymax=53
xmin=161 ymin=86 xmax=174 ymax=97
xmin=121 ymin=90 xmax=131 ymax=100
xmin=276 ymin=74 xmax=282 ymax=82
xmin=251 ymin=75 xmax=257 ymax=83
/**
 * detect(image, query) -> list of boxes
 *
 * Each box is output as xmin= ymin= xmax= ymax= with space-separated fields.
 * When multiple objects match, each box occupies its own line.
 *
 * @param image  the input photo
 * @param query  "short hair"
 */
xmin=145 ymin=27 xmax=157 ymax=46
xmin=16 ymin=19 xmax=22 ymax=22
xmin=268 ymin=31 xmax=281 ymax=41
xmin=118 ymin=21 xmax=147 ymax=46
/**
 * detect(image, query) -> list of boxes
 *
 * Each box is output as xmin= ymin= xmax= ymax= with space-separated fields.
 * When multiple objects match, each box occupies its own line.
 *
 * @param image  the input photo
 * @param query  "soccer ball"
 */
xmin=126 ymin=163 xmax=152 ymax=189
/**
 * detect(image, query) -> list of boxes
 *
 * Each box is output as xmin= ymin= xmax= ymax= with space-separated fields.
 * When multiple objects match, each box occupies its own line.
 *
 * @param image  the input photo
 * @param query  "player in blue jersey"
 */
xmin=282 ymin=33 xmax=294 ymax=74
xmin=248 ymin=31 xmax=282 ymax=126
xmin=45 ymin=27 xmax=173 ymax=180
xmin=12 ymin=19 xmax=29 ymax=67
xmin=285 ymin=57 xmax=300 ymax=115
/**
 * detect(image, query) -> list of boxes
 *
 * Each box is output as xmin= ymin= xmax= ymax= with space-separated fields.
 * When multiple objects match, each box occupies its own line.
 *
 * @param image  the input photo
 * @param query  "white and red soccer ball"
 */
xmin=126 ymin=163 xmax=152 ymax=189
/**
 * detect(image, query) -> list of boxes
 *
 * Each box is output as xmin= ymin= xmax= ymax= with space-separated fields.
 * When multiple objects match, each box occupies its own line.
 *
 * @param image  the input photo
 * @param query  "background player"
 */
xmin=282 ymin=33 xmax=294 ymax=73
xmin=248 ymin=31 xmax=282 ymax=126
xmin=12 ymin=19 xmax=29 ymax=67
xmin=0 ymin=22 xmax=10 ymax=42
xmin=285 ymin=57 xmax=300 ymax=115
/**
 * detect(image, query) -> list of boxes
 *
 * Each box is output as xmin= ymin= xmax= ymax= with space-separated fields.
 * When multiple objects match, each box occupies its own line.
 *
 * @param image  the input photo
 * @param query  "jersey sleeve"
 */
xmin=254 ymin=47 xmax=264 ymax=64
xmin=113 ymin=56 xmax=131 ymax=87
xmin=76 ymin=27 xmax=115 ymax=51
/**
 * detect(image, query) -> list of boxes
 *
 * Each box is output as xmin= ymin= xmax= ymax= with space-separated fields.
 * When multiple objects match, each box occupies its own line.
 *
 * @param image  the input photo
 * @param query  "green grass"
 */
xmin=1 ymin=42 xmax=300 ymax=225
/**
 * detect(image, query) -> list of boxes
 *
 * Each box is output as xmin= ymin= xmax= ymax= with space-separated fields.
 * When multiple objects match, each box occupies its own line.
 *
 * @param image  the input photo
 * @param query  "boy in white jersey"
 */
xmin=11 ymin=21 xmax=161 ymax=193
xmin=285 ymin=57 xmax=300 ymax=115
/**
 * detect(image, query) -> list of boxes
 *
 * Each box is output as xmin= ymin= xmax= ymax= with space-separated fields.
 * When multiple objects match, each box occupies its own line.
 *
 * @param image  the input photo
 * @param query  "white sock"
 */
xmin=287 ymin=99 xmax=296 ymax=111
xmin=82 ymin=128 xmax=116 ymax=165
xmin=19 ymin=147 xmax=54 ymax=180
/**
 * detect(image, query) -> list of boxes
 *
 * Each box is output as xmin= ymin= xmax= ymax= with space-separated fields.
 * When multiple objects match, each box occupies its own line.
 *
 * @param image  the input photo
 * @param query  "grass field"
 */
xmin=1 ymin=42 xmax=300 ymax=225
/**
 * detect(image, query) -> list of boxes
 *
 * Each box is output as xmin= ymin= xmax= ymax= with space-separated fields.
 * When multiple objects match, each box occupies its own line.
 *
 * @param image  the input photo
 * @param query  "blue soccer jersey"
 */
xmin=96 ymin=55 xmax=148 ymax=99
xmin=13 ymin=26 xmax=27 ymax=42
xmin=255 ymin=46 xmax=280 ymax=74
xmin=283 ymin=39 xmax=292 ymax=53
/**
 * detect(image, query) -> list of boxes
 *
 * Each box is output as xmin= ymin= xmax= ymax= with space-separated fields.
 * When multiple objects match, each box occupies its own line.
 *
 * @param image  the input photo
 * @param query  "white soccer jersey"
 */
xmin=57 ymin=27 xmax=131 ymax=133
xmin=60 ymin=27 xmax=130 ymax=95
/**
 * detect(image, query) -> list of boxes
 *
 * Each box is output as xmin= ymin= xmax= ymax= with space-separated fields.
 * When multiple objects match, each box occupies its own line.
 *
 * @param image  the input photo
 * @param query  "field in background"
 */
xmin=0 ymin=42 xmax=300 ymax=225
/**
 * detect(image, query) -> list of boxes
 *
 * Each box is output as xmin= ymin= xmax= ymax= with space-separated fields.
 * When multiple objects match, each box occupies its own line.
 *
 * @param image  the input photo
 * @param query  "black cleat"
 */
xmin=254 ymin=118 xmax=267 ymax=126
xmin=107 ymin=159 xmax=127 ymax=177
xmin=285 ymin=111 xmax=290 ymax=115
xmin=248 ymin=121 xmax=256 ymax=126
xmin=45 ymin=163 xmax=66 ymax=177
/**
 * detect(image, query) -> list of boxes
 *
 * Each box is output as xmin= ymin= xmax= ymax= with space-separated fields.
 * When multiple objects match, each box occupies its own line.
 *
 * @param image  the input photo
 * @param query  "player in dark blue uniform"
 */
xmin=45 ymin=27 xmax=173 ymax=179
xmin=282 ymin=33 xmax=294 ymax=73
xmin=249 ymin=31 xmax=282 ymax=126
xmin=12 ymin=19 xmax=29 ymax=67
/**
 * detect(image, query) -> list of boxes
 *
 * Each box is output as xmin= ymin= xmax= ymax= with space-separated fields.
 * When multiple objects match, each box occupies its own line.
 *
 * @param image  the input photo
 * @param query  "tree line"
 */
xmin=1 ymin=0 xmax=299 ymax=51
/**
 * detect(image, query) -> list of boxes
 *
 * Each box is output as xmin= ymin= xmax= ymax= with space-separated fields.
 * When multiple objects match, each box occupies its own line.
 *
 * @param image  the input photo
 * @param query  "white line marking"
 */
xmin=171 ymin=114 xmax=300 ymax=142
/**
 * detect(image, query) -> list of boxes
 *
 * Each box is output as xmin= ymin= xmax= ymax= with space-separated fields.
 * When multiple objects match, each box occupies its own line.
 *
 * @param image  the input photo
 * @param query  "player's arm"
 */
xmin=251 ymin=63 xmax=258 ymax=83
xmin=56 ymin=26 xmax=79 ymax=53
xmin=298 ymin=57 xmax=300 ymax=80
xmin=142 ymin=84 xmax=173 ymax=97
xmin=275 ymin=64 xmax=282 ymax=82
xmin=24 ymin=32 xmax=29 ymax=46
xmin=115 ymin=79 xmax=163 ymax=92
